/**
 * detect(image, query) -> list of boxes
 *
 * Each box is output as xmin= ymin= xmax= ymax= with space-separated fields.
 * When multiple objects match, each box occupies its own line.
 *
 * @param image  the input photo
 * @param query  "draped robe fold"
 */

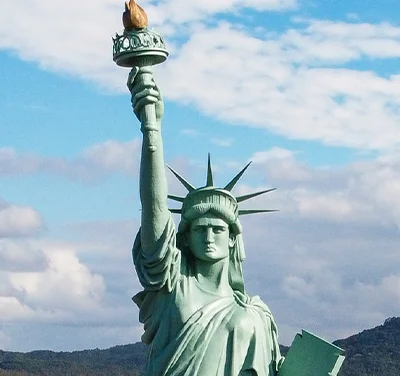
xmin=132 ymin=215 xmax=282 ymax=376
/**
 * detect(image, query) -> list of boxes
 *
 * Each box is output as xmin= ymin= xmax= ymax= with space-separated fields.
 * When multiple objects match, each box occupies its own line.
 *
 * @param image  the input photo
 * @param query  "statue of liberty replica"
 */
xmin=113 ymin=2 xmax=345 ymax=375
xmin=130 ymin=72 xmax=282 ymax=375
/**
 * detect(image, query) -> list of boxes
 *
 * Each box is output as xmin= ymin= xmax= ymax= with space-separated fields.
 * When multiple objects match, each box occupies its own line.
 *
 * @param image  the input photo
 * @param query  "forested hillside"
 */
xmin=335 ymin=317 xmax=400 ymax=376
xmin=1 ymin=317 xmax=399 ymax=376
xmin=0 ymin=343 xmax=147 ymax=376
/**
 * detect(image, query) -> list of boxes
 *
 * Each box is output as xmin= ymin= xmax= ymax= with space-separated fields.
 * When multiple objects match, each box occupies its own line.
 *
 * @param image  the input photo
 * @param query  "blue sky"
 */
xmin=1 ymin=0 xmax=399 ymax=351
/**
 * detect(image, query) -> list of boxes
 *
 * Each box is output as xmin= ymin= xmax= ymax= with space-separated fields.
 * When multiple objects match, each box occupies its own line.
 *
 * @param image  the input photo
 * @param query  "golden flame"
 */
xmin=123 ymin=0 xmax=148 ymax=30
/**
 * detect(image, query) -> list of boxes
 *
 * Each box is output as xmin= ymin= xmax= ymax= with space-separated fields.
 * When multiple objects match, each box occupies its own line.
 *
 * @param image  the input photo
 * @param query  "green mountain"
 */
xmin=0 ymin=343 xmax=147 ymax=376
xmin=1 ymin=317 xmax=399 ymax=376
xmin=335 ymin=317 xmax=400 ymax=376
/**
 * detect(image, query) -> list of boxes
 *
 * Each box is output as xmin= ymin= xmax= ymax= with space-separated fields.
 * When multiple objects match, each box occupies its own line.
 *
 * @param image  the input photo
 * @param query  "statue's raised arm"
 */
xmin=128 ymin=67 xmax=169 ymax=250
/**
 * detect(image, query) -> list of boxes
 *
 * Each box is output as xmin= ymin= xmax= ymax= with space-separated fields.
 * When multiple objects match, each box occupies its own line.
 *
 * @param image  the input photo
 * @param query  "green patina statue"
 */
xmin=127 ymin=67 xmax=282 ymax=376
xmin=113 ymin=2 xmax=345 ymax=375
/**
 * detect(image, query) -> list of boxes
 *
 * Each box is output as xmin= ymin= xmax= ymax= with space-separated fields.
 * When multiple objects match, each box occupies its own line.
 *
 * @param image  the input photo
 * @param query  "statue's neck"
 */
xmin=194 ymin=258 xmax=231 ymax=297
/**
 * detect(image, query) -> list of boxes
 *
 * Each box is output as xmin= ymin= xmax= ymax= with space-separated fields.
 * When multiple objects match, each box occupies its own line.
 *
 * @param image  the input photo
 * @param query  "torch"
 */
xmin=113 ymin=0 xmax=168 ymax=152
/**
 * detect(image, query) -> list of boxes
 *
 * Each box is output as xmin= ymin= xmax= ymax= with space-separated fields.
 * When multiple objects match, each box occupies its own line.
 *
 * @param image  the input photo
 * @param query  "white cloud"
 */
xmin=1 ymin=240 xmax=106 ymax=323
xmin=0 ymin=148 xmax=42 ymax=175
xmin=278 ymin=264 xmax=400 ymax=341
xmin=347 ymin=275 xmax=400 ymax=313
xmin=282 ymin=19 xmax=400 ymax=62
xmin=83 ymin=139 xmax=140 ymax=174
xmin=282 ymin=275 xmax=316 ymax=300
xmin=1 ymin=175 xmax=398 ymax=349
xmin=2 ymin=147 xmax=398 ymax=349
xmin=211 ymin=137 xmax=233 ymax=147
xmin=159 ymin=21 xmax=400 ymax=151
xmin=0 ymin=240 xmax=47 ymax=271
xmin=220 ymin=147 xmax=400 ymax=343
xmin=294 ymin=190 xmax=355 ymax=219
xmin=0 ymin=328 xmax=11 ymax=349
xmin=0 ymin=0 xmax=296 ymax=91
xmin=241 ymin=208 xmax=400 ymax=343
xmin=350 ymin=158 xmax=400 ymax=225
xmin=0 ymin=202 xmax=43 ymax=237
xmin=147 ymin=0 xmax=297 ymax=25
xmin=246 ymin=147 xmax=400 ymax=225
xmin=226 ymin=148 xmax=400 ymax=343
xmin=0 ymin=217 xmax=142 ymax=350
xmin=252 ymin=148 xmax=311 ymax=182
xmin=0 ymin=296 xmax=34 ymax=321
xmin=0 ymin=0 xmax=126 ymax=90
xmin=0 ymin=139 xmax=140 ymax=181
xmin=2 ymin=3 xmax=400 ymax=151
xmin=181 ymin=128 xmax=203 ymax=137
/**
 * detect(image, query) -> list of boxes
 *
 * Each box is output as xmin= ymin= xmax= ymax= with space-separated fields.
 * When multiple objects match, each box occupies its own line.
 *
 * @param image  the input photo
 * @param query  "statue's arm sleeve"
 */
xmin=132 ymin=214 xmax=181 ymax=292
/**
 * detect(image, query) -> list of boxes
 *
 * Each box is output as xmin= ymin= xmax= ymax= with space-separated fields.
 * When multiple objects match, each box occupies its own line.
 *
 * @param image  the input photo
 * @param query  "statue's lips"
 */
xmin=204 ymin=245 xmax=216 ymax=252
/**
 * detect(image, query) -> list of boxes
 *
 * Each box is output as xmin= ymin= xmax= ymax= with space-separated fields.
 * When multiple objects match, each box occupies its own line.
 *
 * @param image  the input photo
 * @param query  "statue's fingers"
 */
xmin=132 ymin=88 xmax=160 ymax=104
xmin=134 ymin=96 xmax=159 ymax=115
xmin=127 ymin=66 xmax=140 ymax=91
xmin=154 ymin=84 xmax=163 ymax=101
xmin=130 ymin=80 xmax=157 ymax=97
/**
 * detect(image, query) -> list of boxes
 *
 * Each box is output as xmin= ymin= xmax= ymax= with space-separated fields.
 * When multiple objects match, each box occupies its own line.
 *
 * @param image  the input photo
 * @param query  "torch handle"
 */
xmin=136 ymin=65 xmax=158 ymax=152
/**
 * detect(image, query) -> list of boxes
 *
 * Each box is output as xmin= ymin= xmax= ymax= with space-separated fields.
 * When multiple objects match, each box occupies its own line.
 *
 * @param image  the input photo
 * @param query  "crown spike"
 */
xmin=166 ymin=165 xmax=195 ymax=192
xmin=206 ymin=153 xmax=214 ymax=187
xmin=168 ymin=194 xmax=185 ymax=202
xmin=236 ymin=188 xmax=276 ymax=203
xmin=224 ymin=161 xmax=252 ymax=191
xmin=239 ymin=209 xmax=278 ymax=215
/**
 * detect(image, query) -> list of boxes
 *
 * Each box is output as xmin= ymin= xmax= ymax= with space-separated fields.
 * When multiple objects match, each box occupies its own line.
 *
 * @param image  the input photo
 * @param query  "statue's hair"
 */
xmin=177 ymin=204 xmax=242 ymax=236
xmin=176 ymin=204 xmax=246 ymax=294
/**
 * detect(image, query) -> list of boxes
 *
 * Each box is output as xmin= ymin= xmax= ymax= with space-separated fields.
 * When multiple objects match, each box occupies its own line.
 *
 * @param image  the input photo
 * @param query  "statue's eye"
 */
xmin=213 ymin=227 xmax=225 ymax=234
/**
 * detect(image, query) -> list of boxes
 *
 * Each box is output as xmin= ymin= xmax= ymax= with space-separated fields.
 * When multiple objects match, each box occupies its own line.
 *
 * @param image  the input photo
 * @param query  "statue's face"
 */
xmin=188 ymin=213 xmax=234 ymax=262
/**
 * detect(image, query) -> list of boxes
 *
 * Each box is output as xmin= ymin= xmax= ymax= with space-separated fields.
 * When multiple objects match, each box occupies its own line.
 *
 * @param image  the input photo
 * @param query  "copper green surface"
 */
xmin=127 ymin=67 xmax=283 ymax=376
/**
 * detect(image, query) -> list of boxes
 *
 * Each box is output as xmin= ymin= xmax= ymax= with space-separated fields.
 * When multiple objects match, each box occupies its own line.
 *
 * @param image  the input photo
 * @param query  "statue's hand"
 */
xmin=127 ymin=67 xmax=164 ymax=126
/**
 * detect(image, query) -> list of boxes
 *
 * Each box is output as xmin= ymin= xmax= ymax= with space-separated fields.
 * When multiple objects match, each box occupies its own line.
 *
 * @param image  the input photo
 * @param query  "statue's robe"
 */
xmin=132 ymin=216 xmax=282 ymax=376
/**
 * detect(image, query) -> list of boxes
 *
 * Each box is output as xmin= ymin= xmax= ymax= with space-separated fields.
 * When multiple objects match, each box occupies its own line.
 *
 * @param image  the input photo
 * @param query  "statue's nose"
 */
xmin=204 ymin=227 xmax=214 ymax=243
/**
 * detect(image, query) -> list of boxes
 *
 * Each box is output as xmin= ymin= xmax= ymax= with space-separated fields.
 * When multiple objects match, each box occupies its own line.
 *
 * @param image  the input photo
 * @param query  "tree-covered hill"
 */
xmin=1 ymin=317 xmax=399 ymax=376
xmin=335 ymin=317 xmax=400 ymax=376
xmin=0 ymin=342 xmax=147 ymax=376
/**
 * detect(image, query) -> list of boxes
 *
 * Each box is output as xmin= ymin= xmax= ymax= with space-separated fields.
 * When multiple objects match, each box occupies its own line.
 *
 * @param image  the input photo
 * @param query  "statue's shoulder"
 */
xmin=234 ymin=290 xmax=273 ymax=316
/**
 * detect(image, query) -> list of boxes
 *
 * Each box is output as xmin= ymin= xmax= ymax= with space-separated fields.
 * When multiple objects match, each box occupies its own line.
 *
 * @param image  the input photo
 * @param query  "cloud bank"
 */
xmin=0 ymin=139 xmax=140 ymax=181
xmin=0 ymin=202 xmax=43 ymax=237
xmin=1 ymin=0 xmax=399 ymax=352
xmin=1 ymin=143 xmax=399 ymax=349
xmin=2 ymin=1 xmax=400 ymax=151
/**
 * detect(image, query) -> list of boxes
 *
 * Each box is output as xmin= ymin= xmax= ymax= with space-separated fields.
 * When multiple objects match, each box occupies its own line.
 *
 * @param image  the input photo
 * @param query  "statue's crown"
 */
xmin=168 ymin=155 xmax=277 ymax=219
